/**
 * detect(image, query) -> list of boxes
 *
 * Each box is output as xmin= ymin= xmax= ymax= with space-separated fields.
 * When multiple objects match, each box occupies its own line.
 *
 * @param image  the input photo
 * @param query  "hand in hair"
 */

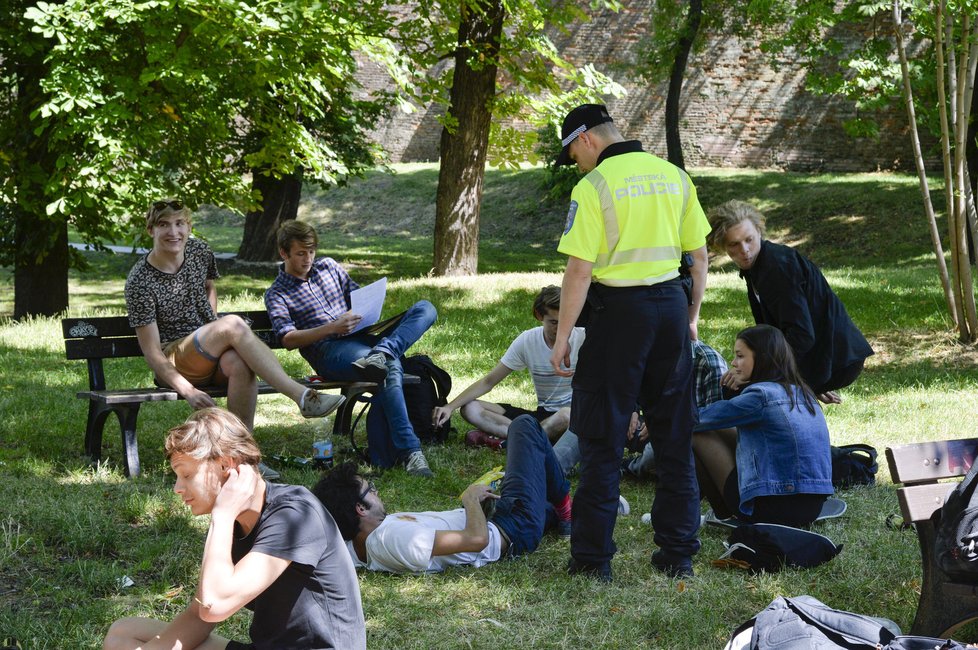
xmin=213 ymin=463 xmax=260 ymax=520
xmin=816 ymin=391 xmax=842 ymax=405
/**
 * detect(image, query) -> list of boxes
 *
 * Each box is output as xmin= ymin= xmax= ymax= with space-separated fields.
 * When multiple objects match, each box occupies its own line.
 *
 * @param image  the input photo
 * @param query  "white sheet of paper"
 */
xmin=349 ymin=277 xmax=387 ymax=334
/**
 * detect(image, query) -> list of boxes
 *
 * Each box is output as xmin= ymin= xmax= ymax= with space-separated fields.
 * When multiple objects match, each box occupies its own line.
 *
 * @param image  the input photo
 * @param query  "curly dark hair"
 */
xmin=312 ymin=462 xmax=364 ymax=541
xmin=736 ymin=324 xmax=817 ymax=414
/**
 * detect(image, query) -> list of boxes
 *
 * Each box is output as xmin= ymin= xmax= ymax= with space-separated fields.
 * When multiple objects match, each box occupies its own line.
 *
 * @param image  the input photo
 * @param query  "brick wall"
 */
xmin=360 ymin=1 xmax=925 ymax=171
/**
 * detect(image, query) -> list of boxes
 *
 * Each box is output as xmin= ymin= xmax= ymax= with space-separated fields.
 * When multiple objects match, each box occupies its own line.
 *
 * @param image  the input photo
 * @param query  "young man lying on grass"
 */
xmin=103 ymin=408 xmax=365 ymax=650
xmin=313 ymin=415 xmax=571 ymax=574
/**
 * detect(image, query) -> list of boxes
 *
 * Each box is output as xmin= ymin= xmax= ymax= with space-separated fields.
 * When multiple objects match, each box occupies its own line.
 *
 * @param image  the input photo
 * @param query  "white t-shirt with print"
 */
xmin=500 ymin=326 xmax=585 ymax=412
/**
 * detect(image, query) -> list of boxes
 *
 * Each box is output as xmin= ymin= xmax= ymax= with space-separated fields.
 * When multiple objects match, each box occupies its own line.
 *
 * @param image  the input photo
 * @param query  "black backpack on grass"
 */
xmin=400 ymin=354 xmax=453 ymax=443
xmin=830 ymin=444 xmax=878 ymax=488
xmin=934 ymin=457 xmax=978 ymax=581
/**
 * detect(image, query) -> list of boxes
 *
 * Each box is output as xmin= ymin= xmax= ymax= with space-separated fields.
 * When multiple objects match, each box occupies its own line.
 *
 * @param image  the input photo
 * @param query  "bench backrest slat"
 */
xmin=63 ymin=311 xmax=281 ymax=361
xmin=66 ymin=338 xmax=145 ymax=360
xmin=897 ymin=483 xmax=959 ymax=523
xmin=62 ymin=317 xmax=138 ymax=339
xmin=886 ymin=438 xmax=978 ymax=485
xmin=886 ymin=438 xmax=978 ymax=524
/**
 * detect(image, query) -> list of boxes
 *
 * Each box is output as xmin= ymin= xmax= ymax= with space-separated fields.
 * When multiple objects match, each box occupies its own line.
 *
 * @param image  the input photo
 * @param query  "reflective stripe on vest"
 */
xmin=586 ymin=167 xmax=688 ymax=269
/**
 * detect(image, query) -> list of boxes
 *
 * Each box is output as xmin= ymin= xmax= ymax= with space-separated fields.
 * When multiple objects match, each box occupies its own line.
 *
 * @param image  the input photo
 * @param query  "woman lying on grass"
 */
xmin=692 ymin=324 xmax=834 ymax=528
xmin=103 ymin=407 xmax=365 ymax=650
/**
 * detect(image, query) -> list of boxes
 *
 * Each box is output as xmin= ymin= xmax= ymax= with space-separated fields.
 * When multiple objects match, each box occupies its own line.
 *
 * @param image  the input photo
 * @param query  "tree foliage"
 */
xmin=638 ymin=0 xmax=978 ymax=339
xmin=378 ymin=0 xmax=625 ymax=275
xmin=1 ymin=0 xmax=391 ymax=316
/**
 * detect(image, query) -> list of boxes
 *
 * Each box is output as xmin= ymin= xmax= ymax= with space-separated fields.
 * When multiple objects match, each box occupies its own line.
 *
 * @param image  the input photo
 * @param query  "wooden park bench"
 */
xmin=886 ymin=437 xmax=978 ymax=637
xmin=63 ymin=310 xmax=412 ymax=478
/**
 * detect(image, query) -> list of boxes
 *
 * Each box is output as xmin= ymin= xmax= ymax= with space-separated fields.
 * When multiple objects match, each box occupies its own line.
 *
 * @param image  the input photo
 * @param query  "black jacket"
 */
xmin=742 ymin=240 xmax=873 ymax=392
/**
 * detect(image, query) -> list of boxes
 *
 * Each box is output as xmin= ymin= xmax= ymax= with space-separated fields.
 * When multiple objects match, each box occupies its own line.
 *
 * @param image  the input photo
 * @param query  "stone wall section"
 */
xmin=357 ymin=1 xmax=924 ymax=171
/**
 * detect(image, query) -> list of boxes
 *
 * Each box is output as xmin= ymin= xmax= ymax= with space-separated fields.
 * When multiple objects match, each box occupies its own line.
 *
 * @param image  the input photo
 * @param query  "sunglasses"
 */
xmin=358 ymin=480 xmax=377 ymax=502
xmin=152 ymin=200 xmax=184 ymax=213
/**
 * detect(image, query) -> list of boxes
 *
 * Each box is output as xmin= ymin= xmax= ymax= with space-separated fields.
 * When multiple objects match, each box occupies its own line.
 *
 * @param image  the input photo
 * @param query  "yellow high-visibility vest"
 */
xmin=558 ymin=150 xmax=710 ymax=287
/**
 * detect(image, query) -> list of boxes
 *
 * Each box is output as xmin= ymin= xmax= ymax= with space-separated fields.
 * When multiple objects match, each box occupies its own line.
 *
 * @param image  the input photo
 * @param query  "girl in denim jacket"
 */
xmin=693 ymin=325 xmax=834 ymax=527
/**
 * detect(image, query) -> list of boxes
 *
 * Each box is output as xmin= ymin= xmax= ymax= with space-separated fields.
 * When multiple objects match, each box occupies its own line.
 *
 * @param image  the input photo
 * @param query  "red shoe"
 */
xmin=464 ymin=429 xmax=506 ymax=451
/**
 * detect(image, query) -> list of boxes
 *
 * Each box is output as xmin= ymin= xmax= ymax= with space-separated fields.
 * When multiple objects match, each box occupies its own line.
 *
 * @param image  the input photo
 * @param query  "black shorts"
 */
xmin=497 ymin=403 xmax=555 ymax=423
xmin=723 ymin=470 xmax=827 ymax=528
xmin=226 ymin=642 xmax=255 ymax=650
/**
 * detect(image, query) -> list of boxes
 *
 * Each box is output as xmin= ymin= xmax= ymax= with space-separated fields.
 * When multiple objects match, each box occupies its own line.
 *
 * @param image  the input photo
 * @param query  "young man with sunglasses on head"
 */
xmin=124 ymin=201 xmax=345 ymax=435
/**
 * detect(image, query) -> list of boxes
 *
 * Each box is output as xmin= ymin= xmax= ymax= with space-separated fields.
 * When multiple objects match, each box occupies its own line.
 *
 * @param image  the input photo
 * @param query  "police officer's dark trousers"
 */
xmin=569 ymin=279 xmax=701 ymax=567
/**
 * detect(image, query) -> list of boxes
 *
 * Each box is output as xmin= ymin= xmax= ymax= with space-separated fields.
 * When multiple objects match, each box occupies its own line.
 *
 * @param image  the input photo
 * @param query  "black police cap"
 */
xmin=555 ymin=104 xmax=614 ymax=167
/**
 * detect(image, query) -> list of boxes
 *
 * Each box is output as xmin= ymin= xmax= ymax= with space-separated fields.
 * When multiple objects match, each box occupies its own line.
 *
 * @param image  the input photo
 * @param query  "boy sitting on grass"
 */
xmin=313 ymin=415 xmax=571 ymax=574
xmin=103 ymin=408 xmax=365 ymax=650
xmin=431 ymin=286 xmax=584 ymax=449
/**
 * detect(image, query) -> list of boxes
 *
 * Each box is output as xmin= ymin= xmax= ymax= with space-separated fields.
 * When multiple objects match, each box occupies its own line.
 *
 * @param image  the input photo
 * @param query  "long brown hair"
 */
xmin=736 ymin=324 xmax=817 ymax=414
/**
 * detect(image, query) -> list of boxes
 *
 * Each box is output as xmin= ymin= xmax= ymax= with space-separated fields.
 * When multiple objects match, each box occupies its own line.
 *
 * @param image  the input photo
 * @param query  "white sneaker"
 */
xmin=352 ymin=352 xmax=389 ymax=382
xmin=618 ymin=495 xmax=630 ymax=516
xmin=299 ymin=389 xmax=345 ymax=418
xmin=404 ymin=450 xmax=433 ymax=478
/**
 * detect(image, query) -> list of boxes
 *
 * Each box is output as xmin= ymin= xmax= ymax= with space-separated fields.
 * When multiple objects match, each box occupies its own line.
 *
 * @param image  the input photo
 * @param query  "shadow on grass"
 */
xmin=694 ymin=171 xmax=944 ymax=270
xmin=0 ymin=462 xmax=204 ymax=647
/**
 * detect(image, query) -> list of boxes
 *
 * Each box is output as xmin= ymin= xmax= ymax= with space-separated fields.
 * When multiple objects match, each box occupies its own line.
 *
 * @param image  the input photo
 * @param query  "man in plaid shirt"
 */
xmin=264 ymin=220 xmax=438 ymax=477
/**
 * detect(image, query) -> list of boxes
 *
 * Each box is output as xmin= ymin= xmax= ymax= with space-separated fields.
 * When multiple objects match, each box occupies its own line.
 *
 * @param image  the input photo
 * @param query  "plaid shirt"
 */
xmin=264 ymin=258 xmax=359 ymax=340
xmin=693 ymin=339 xmax=727 ymax=409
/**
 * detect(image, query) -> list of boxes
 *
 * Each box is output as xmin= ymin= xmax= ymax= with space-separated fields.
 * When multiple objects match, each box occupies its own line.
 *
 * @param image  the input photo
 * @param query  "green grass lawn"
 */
xmin=1 ymin=165 xmax=977 ymax=648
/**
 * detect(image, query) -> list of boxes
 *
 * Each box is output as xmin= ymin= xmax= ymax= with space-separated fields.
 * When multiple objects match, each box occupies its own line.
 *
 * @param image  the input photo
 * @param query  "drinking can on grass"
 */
xmin=312 ymin=420 xmax=334 ymax=469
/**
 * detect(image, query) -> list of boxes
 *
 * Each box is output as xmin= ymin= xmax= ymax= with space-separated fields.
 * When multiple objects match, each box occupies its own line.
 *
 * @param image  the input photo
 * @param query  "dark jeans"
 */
xmin=305 ymin=300 xmax=436 ymax=465
xmin=490 ymin=415 xmax=570 ymax=556
xmin=570 ymin=281 xmax=701 ymax=565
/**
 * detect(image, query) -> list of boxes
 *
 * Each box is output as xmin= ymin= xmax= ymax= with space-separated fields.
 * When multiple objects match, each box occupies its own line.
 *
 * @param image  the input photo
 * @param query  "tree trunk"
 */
xmin=13 ymin=208 xmax=69 ymax=319
xmin=664 ymin=0 xmax=702 ymax=170
xmin=965 ymin=61 xmax=978 ymax=205
xmin=893 ymin=1 xmax=958 ymax=329
xmin=965 ymin=36 xmax=978 ymax=264
xmin=432 ymin=0 xmax=505 ymax=276
xmin=237 ymin=169 xmax=304 ymax=261
xmin=11 ymin=28 xmax=69 ymax=319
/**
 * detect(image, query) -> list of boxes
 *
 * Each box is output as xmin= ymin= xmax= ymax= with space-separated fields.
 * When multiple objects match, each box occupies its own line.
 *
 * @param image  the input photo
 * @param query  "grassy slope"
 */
xmin=1 ymin=164 xmax=977 ymax=648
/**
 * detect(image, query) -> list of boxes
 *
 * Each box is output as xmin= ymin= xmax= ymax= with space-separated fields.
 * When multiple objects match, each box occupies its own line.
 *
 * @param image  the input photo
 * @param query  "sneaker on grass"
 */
xmin=352 ymin=352 xmax=388 ymax=383
xmin=404 ymin=450 xmax=433 ymax=478
xmin=464 ymin=429 xmax=505 ymax=451
xmin=299 ymin=389 xmax=345 ymax=419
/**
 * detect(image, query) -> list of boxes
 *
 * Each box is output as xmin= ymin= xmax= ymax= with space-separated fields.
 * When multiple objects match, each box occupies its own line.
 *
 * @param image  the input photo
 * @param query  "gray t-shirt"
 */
xmin=124 ymin=238 xmax=219 ymax=346
xmin=231 ymin=482 xmax=366 ymax=650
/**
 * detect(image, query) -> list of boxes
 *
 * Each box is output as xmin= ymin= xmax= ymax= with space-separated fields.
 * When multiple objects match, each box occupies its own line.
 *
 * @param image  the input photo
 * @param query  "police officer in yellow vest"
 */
xmin=550 ymin=104 xmax=710 ymax=581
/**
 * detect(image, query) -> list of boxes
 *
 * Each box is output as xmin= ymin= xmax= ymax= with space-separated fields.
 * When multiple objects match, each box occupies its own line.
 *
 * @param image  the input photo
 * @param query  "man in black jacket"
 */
xmin=708 ymin=200 xmax=873 ymax=404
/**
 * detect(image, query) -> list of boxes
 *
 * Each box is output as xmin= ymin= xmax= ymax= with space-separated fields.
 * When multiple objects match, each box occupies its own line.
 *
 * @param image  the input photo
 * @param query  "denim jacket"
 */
xmin=696 ymin=382 xmax=833 ymax=514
